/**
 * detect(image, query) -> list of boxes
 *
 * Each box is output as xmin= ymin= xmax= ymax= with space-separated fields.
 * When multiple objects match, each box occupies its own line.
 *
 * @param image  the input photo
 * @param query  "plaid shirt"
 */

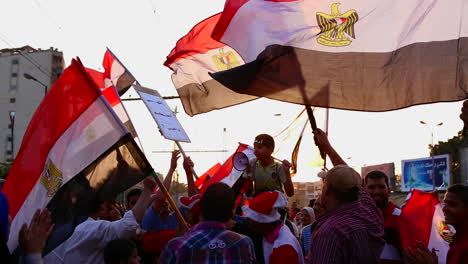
xmin=160 ymin=221 xmax=257 ymax=264
xmin=307 ymin=190 xmax=385 ymax=264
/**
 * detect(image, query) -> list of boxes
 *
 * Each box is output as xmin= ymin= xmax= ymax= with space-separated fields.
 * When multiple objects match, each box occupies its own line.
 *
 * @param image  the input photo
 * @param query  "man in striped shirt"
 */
xmin=307 ymin=129 xmax=385 ymax=264
xmin=159 ymin=183 xmax=256 ymax=264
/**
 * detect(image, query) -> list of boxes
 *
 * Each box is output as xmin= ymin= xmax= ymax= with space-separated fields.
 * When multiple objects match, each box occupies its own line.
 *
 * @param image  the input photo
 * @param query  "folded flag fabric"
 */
xmin=2 ymin=59 xmax=152 ymax=252
xmin=211 ymin=0 xmax=468 ymax=111
xmin=164 ymin=13 xmax=257 ymax=116
xmin=399 ymin=189 xmax=452 ymax=264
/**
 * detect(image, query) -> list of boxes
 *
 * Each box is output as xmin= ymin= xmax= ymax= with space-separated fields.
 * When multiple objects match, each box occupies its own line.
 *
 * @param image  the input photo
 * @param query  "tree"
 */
xmin=0 ymin=159 xmax=13 ymax=180
xmin=429 ymin=130 xmax=464 ymax=184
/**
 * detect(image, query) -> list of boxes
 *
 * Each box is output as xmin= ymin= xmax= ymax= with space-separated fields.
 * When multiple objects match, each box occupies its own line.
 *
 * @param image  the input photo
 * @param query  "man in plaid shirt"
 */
xmin=159 ymin=182 xmax=257 ymax=264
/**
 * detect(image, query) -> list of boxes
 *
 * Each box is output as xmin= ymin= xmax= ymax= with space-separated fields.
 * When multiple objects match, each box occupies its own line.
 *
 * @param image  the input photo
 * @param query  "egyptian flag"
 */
xmin=2 ymin=59 xmax=153 ymax=252
xmin=164 ymin=13 xmax=257 ymax=116
xmin=399 ymin=190 xmax=452 ymax=264
xmin=195 ymin=163 xmax=222 ymax=188
xmin=86 ymin=68 xmax=138 ymax=140
xmin=103 ymin=48 xmax=136 ymax=96
xmin=211 ymin=0 xmax=468 ymax=111
xmin=200 ymin=144 xmax=255 ymax=193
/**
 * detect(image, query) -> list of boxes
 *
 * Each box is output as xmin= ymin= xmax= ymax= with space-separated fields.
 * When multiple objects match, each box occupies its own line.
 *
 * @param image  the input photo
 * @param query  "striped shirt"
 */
xmin=307 ymin=190 xmax=385 ymax=264
xmin=160 ymin=221 xmax=256 ymax=264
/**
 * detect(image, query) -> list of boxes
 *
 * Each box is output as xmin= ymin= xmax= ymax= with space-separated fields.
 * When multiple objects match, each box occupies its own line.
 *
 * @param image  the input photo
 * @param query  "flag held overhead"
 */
xmin=212 ymin=0 xmax=468 ymax=111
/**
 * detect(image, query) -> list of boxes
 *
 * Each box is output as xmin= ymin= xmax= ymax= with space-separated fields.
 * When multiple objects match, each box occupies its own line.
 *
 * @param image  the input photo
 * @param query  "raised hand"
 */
xmin=170 ymin=150 xmax=181 ymax=170
xmin=19 ymin=208 xmax=54 ymax=254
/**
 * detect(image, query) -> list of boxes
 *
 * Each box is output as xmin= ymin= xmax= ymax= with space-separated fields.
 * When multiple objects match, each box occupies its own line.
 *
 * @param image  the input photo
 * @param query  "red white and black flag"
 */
xmin=164 ymin=13 xmax=257 ymax=116
xmin=2 ymin=59 xmax=152 ymax=252
xmin=211 ymin=0 xmax=468 ymax=111
xmin=103 ymin=48 xmax=136 ymax=96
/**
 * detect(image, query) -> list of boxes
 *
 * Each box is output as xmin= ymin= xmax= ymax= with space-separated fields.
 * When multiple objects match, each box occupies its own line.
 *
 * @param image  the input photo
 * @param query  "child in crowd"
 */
xmin=247 ymin=134 xmax=294 ymax=197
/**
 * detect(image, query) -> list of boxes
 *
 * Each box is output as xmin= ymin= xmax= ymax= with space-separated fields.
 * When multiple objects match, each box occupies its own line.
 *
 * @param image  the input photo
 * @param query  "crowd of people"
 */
xmin=1 ymin=128 xmax=468 ymax=263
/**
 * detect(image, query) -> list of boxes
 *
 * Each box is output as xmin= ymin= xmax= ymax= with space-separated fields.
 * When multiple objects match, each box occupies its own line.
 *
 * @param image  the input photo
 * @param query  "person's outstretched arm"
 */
xmin=313 ymin=129 xmax=347 ymax=167
xmin=183 ymin=157 xmax=199 ymax=196
xmin=282 ymin=160 xmax=294 ymax=197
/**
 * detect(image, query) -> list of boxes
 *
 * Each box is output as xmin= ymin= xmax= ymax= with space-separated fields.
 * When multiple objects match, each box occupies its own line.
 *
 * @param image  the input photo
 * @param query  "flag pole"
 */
xmin=109 ymin=80 xmax=147 ymax=155
xmin=175 ymin=141 xmax=199 ymax=180
xmin=151 ymin=170 xmax=189 ymax=230
xmin=305 ymin=106 xmax=327 ymax=161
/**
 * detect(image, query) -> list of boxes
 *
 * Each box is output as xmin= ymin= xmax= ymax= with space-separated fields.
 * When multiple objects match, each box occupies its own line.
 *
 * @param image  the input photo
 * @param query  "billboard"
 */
xmin=401 ymin=154 xmax=451 ymax=192
xmin=361 ymin=163 xmax=395 ymax=187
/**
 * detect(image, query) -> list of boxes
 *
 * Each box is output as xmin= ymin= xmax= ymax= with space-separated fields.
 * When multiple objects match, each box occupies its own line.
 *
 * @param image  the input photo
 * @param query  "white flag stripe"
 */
xmin=221 ymin=0 xmax=468 ymax=62
xmin=428 ymin=204 xmax=451 ymax=264
xmin=170 ymin=46 xmax=244 ymax=88
xmin=7 ymin=98 xmax=127 ymax=251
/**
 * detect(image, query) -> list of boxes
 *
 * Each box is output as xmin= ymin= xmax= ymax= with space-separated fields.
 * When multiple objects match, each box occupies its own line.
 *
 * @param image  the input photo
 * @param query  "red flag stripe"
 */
xmin=212 ymin=0 xmax=250 ymax=41
xmin=200 ymin=144 xmax=250 ymax=193
xmin=164 ymin=13 xmax=225 ymax=68
xmin=3 ymin=59 xmax=100 ymax=218
xmin=195 ymin=163 xmax=222 ymax=188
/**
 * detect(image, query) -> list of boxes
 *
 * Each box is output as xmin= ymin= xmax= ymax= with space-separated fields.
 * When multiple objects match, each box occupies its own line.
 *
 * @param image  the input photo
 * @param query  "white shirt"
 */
xmin=44 ymin=211 xmax=139 ymax=264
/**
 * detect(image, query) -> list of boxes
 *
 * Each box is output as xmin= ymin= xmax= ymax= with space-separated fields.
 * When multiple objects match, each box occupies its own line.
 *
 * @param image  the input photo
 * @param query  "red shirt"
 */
xmin=447 ymin=225 xmax=468 ymax=264
xmin=380 ymin=201 xmax=402 ymax=264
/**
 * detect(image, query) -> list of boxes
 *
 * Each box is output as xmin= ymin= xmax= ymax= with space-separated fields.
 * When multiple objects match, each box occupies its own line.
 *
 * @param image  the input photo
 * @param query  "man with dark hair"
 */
xmin=444 ymin=184 xmax=468 ymax=264
xmin=308 ymin=129 xmax=384 ymax=264
xmin=142 ymin=151 xmax=180 ymax=231
xmin=160 ymin=183 xmax=256 ymax=263
xmin=126 ymin=189 xmax=142 ymax=211
xmin=404 ymin=184 xmax=468 ymax=264
xmin=365 ymin=170 xmax=402 ymax=263
xmin=44 ymin=176 xmax=156 ymax=264
xmin=244 ymin=191 xmax=304 ymax=264
xmin=104 ymin=239 xmax=140 ymax=264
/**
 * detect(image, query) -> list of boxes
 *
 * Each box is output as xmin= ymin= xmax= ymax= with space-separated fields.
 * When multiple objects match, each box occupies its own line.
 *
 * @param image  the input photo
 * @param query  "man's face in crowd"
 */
xmin=443 ymin=192 xmax=468 ymax=226
xmin=155 ymin=198 xmax=171 ymax=217
xmin=126 ymin=195 xmax=140 ymax=211
xmin=292 ymin=202 xmax=298 ymax=209
xmin=313 ymin=199 xmax=325 ymax=218
xmin=247 ymin=218 xmax=272 ymax=236
xmin=254 ymin=143 xmax=273 ymax=161
xmin=365 ymin=178 xmax=390 ymax=208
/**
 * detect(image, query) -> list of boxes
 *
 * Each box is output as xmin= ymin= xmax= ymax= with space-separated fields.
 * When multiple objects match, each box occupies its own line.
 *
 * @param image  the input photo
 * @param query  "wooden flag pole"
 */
xmin=175 ymin=141 xmax=199 ymax=180
xmin=151 ymin=171 xmax=189 ymax=230
xmin=305 ymin=106 xmax=327 ymax=161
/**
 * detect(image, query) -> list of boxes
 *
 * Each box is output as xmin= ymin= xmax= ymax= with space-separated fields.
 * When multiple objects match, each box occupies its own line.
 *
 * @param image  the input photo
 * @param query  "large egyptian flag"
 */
xmin=2 ymin=59 xmax=153 ymax=252
xmin=211 ymin=0 xmax=468 ymax=111
xmin=164 ymin=13 xmax=257 ymax=116
xmin=399 ymin=190 xmax=452 ymax=264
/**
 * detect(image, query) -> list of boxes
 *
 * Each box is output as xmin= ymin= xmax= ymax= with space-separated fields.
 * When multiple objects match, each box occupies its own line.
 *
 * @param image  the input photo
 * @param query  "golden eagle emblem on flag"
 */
xmin=212 ymin=48 xmax=240 ymax=71
xmin=316 ymin=3 xmax=359 ymax=47
xmin=436 ymin=221 xmax=455 ymax=243
xmin=40 ymin=159 xmax=63 ymax=197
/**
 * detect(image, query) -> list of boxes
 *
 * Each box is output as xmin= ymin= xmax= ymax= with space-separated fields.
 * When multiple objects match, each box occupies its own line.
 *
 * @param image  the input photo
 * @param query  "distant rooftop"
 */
xmin=0 ymin=45 xmax=61 ymax=55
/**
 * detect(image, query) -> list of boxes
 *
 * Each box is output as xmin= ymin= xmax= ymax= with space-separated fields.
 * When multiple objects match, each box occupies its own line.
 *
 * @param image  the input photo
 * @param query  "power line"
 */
xmin=0 ymin=33 xmax=54 ymax=79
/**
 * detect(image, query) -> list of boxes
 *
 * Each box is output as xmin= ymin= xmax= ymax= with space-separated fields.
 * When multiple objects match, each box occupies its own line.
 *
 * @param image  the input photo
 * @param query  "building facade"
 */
xmin=0 ymin=46 xmax=63 ymax=162
xmin=289 ymin=180 xmax=323 ymax=208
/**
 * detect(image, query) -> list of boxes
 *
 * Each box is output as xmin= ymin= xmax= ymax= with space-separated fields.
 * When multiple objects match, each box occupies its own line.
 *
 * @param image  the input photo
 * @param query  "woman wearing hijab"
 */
xmin=300 ymin=207 xmax=315 ymax=256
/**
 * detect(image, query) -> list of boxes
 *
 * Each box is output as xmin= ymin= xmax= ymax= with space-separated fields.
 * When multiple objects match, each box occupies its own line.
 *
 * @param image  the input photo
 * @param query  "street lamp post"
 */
xmin=419 ymin=121 xmax=444 ymax=191
xmin=23 ymin=73 xmax=48 ymax=96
